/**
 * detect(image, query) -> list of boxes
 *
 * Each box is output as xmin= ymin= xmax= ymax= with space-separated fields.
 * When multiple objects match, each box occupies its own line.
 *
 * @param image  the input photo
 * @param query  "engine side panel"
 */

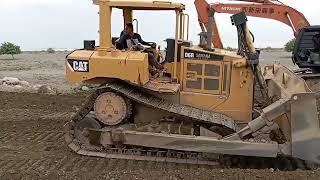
xmin=66 ymin=49 xmax=150 ymax=85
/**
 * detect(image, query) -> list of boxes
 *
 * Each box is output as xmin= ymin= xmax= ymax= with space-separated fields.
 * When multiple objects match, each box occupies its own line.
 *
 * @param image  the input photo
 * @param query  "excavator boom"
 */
xmin=195 ymin=0 xmax=310 ymax=48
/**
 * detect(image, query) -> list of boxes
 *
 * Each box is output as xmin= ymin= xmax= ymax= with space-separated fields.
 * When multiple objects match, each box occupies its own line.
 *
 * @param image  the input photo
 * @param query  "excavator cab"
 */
xmin=65 ymin=0 xmax=320 ymax=168
xmin=293 ymin=26 xmax=320 ymax=70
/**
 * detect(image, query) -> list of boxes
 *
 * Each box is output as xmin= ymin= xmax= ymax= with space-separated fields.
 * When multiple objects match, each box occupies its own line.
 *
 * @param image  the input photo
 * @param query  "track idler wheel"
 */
xmin=74 ymin=116 xmax=102 ymax=145
xmin=94 ymin=92 xmax=132 ymax=126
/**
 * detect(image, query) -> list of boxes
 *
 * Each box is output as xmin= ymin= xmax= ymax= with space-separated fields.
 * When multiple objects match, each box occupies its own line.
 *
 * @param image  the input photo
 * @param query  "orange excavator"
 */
xmin=195 ymin=0 xmax=320 ymax=72
xmin=195 ymin=0 xmax=310 ymax=49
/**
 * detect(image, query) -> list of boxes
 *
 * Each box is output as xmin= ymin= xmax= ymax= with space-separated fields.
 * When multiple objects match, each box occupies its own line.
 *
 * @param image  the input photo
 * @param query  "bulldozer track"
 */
xmin=65 ymin=81 xmax=319 ymax=170
xmin=66 ymin=81 xmax=237 ymax=166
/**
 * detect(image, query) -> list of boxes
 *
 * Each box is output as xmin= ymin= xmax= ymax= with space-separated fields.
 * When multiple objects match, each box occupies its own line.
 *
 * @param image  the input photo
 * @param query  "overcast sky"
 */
xmin=0 ymin=0 xmax=319 ymax=50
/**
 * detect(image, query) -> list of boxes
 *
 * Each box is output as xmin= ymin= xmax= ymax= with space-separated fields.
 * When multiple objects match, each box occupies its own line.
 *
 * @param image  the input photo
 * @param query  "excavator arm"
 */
xmin=195 ymin=0 xmax=311 ymax=49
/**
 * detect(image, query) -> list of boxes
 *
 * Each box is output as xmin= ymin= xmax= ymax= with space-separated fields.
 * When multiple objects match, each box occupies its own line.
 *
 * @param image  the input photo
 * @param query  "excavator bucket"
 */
xmin=263 ymin=64 xmax=320 ymax=163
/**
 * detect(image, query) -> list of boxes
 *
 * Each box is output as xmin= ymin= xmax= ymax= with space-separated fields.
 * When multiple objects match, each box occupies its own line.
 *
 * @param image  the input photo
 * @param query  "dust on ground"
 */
xmin=1 ymin=50 xmax=319 ymax=180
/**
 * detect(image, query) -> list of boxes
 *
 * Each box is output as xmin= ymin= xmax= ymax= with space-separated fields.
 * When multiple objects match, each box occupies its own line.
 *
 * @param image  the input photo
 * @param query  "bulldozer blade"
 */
xmin=290 ymin=92 xmax=320 ymax=164
xmin=264 ymin=64 xmax=320 ymax=163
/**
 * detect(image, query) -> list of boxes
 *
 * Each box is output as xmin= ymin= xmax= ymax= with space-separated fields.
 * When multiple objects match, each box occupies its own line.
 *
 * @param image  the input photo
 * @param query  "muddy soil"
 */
xmin=0 ymin=91 xmax=319 ymax=180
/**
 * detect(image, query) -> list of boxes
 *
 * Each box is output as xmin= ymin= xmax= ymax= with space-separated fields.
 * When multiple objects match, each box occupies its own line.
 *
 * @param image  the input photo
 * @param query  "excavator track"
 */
xmin=65 ymin=81 xmax=317 ymax=170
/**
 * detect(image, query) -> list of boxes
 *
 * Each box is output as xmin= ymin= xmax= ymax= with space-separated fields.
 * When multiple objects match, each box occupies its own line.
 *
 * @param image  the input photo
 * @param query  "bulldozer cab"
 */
xmin=94 ymin=0 xmax=188 ymax=74
xmin=67 ymin=0 xmax=191 ymax=85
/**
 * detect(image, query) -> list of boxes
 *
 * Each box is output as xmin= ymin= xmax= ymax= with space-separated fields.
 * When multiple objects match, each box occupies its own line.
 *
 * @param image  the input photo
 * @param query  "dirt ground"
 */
xmin=0 ymin=52 xmax=75 ymax=93
xmin=1 ymin=50 xmax=319 ymax=180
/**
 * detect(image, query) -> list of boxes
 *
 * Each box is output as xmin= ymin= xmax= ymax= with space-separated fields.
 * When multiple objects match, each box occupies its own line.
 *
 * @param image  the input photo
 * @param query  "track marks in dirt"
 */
xmin=1 ymin=91 xmax=320 ymax=180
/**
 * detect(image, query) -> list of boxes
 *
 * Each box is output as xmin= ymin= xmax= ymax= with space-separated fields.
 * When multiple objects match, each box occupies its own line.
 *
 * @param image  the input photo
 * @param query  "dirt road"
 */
xmin=1 ymin=91 xmax=320 ymax=180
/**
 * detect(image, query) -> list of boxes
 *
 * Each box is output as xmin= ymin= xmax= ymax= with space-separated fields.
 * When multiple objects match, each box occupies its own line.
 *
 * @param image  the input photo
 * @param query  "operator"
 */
xmin=119 ymin=23 xmax=164 ymax=75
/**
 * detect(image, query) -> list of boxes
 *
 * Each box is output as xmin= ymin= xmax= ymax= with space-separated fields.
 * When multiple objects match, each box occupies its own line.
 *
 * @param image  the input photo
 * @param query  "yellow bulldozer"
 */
xmin=65 ymin=0 xmax=320 ymax=169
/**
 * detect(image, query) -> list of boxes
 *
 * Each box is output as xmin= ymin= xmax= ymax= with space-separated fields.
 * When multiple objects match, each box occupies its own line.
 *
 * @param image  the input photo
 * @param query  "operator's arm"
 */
xmin=137 ymin=34 xmax=157 ymax=49
xmin=137 ymin=34 xmax=150 ymax=46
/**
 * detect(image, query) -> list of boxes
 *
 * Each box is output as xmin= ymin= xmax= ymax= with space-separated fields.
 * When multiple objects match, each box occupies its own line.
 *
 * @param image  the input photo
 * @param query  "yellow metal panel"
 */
xmin=99 ymin=5 xmax=112 ymax=48
xmin=93 ymin=0 xmax=185 ymax=10
xmin=67 ymin=50 xmax=94 ymax=59
xmin=214 ymin=64 xmax=254 ymax=122
xmin=179 ymin=49 xmax=254 ymax=122
xmin=66 ymin=50 xmax=149 ymax=85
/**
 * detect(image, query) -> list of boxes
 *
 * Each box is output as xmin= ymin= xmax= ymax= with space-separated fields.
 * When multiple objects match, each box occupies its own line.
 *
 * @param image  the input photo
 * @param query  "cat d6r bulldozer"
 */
xmin=65 ymin=0 xmax=320 ymax=169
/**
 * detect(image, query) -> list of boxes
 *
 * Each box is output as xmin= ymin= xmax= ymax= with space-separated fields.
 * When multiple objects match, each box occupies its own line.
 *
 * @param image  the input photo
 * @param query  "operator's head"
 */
xmin=125 ymin=23 xmax=134 ymax=35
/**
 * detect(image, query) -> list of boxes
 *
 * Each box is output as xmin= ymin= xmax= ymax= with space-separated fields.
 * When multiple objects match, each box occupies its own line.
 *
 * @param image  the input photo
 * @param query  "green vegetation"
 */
xmin=0 ymin=42 xmax=21 ymax=59
xmin=47 ymin=48 xmax=55 ymax=54
xmin=284 ymin=38 xmax=295 ymax=52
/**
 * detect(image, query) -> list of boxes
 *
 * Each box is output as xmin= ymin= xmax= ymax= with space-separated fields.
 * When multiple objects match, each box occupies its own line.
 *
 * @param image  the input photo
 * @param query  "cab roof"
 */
xmin=93 ymin=0 xmax=185 ymax=11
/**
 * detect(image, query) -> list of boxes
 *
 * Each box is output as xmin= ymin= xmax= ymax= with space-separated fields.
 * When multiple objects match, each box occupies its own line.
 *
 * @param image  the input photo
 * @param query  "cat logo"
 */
xmin=67 ymin=59 xmax=89 ymax=72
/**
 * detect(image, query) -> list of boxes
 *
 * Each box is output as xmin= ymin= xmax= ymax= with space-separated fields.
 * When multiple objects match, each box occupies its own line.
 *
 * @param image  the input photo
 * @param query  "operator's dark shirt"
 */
xmin=119 ymin=32 xmax=149 ymax=49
